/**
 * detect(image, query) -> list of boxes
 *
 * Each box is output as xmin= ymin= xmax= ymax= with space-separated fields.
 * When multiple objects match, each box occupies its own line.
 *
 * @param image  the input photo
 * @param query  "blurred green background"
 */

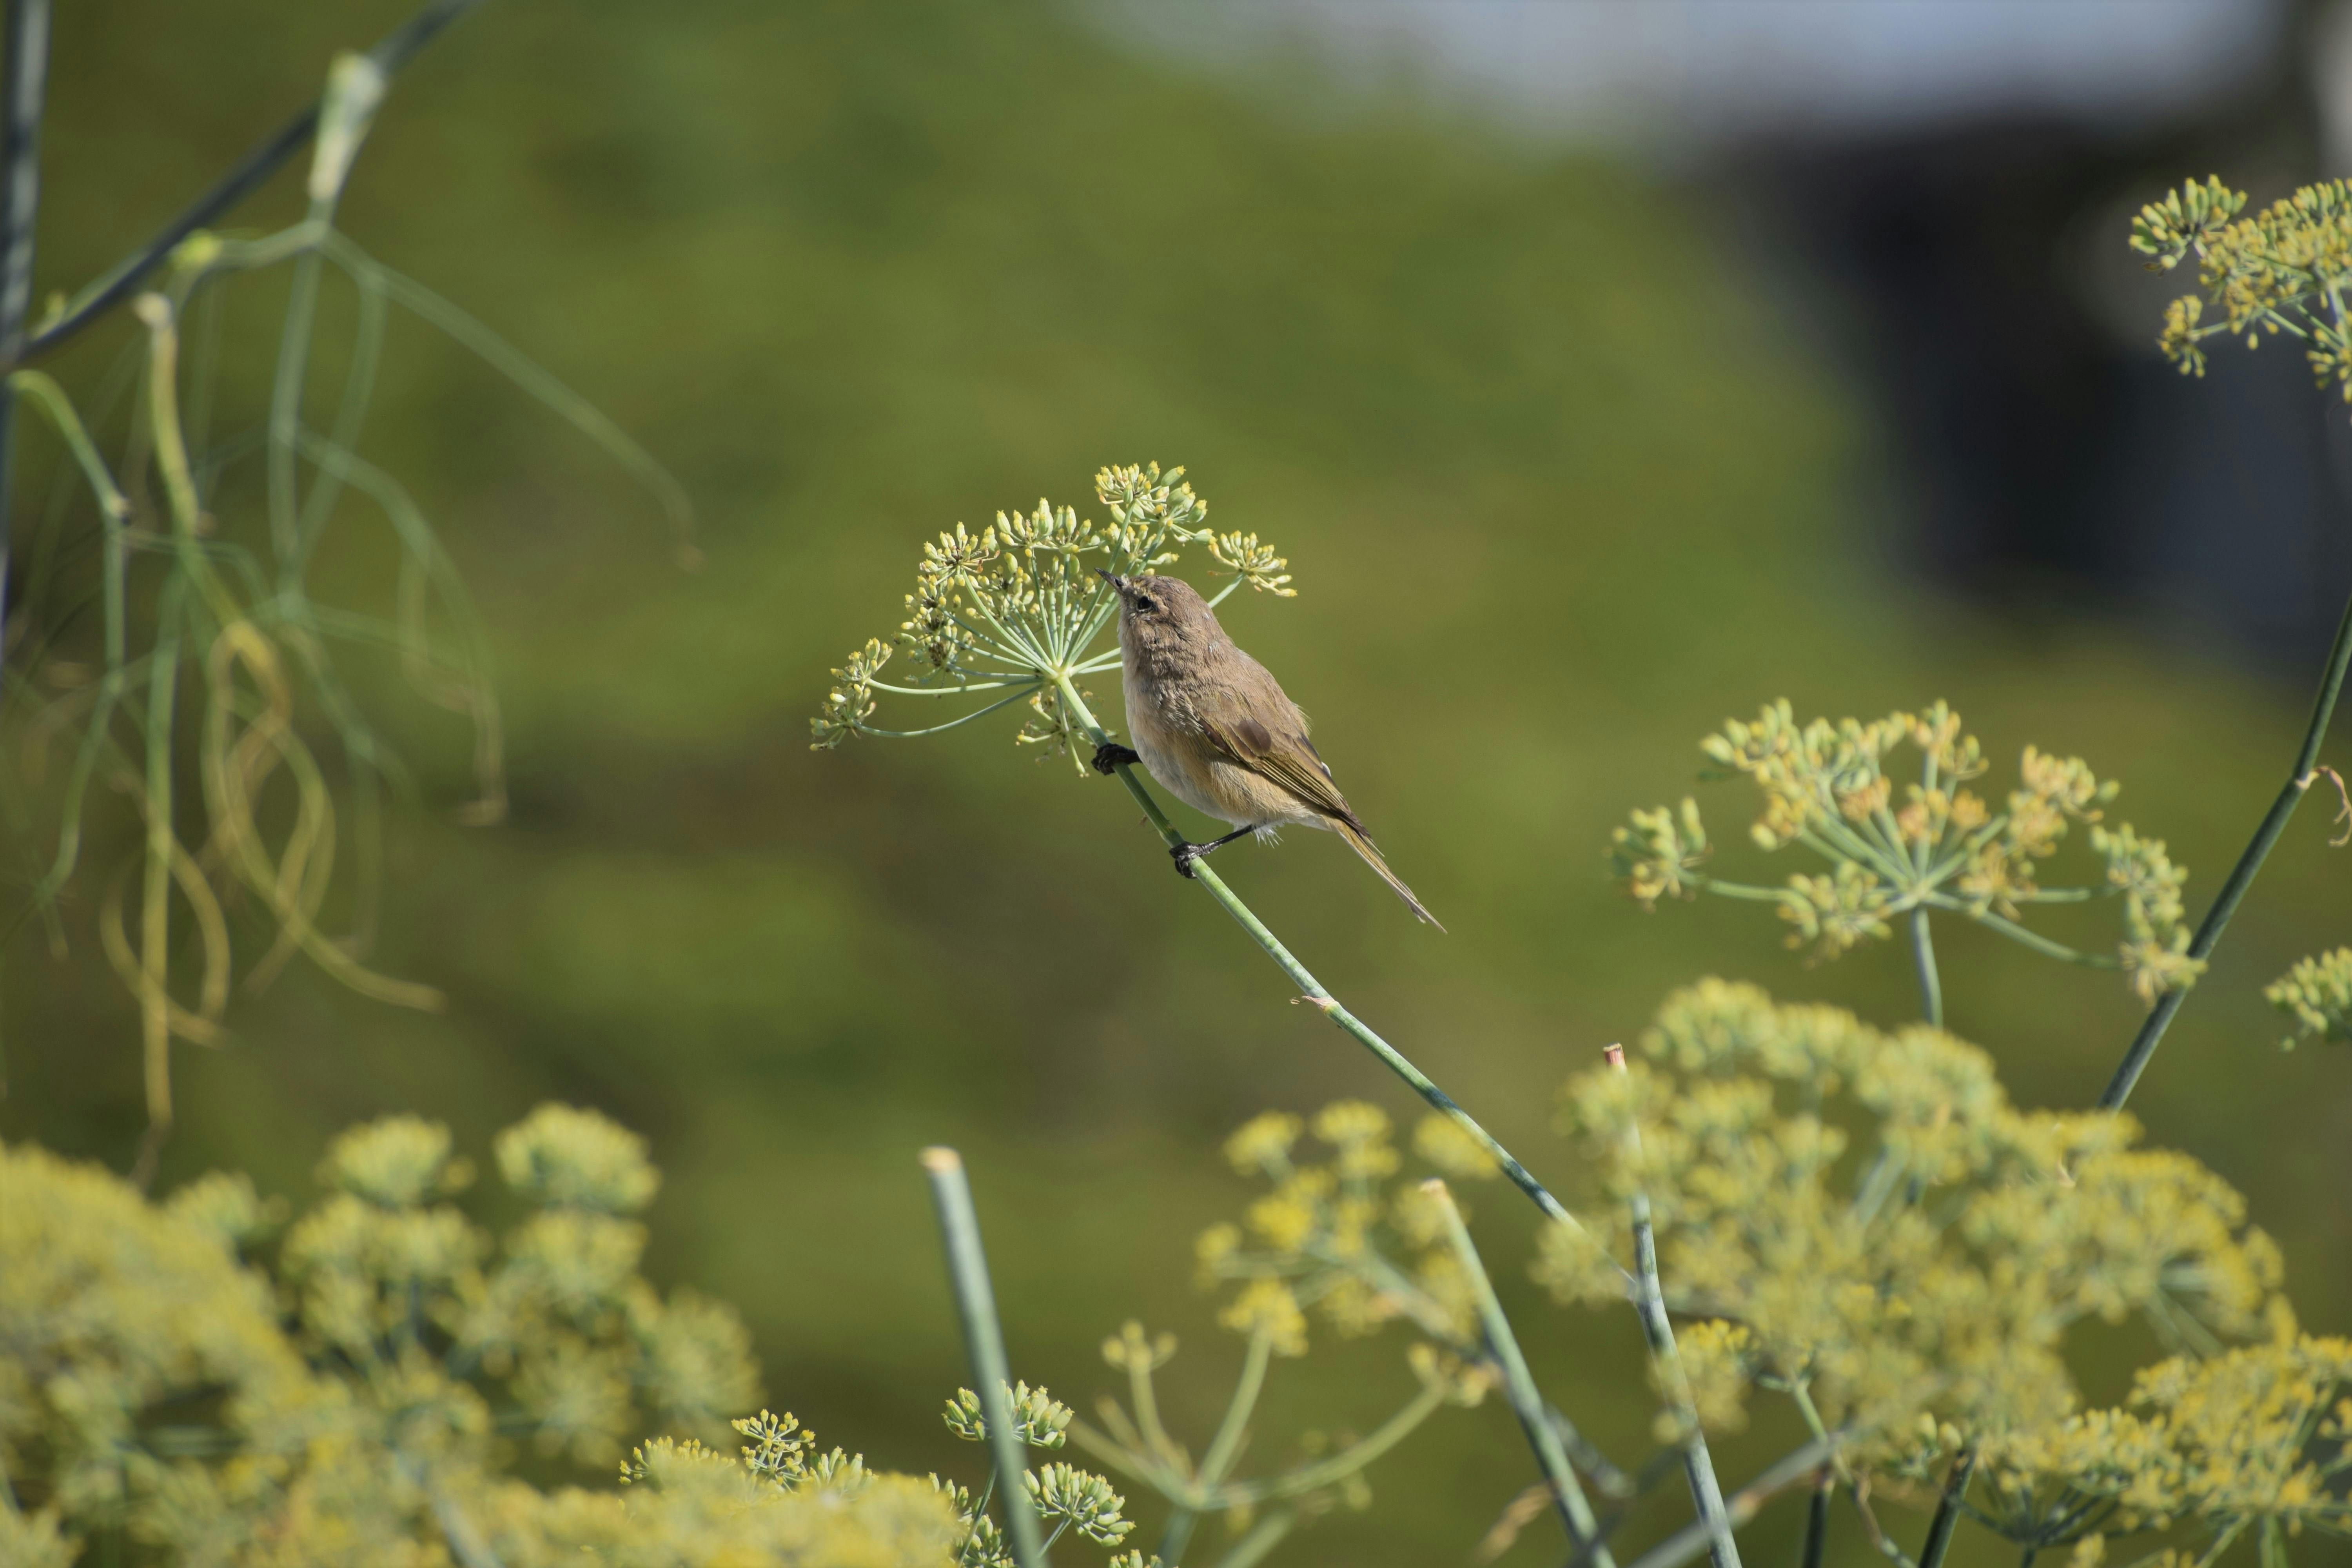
xmin=5 ymin=1 xmax=2351 ymax=1563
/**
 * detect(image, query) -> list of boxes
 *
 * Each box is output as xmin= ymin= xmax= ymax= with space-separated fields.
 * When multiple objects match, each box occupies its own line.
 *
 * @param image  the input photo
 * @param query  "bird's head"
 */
xmin=1098 ymin=570 xmax=1219 ymax=661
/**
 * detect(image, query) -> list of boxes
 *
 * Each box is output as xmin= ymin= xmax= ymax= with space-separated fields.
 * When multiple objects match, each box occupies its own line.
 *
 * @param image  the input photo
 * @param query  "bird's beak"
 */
xmin=1096 ymin=569 xmax=1127 ymax=593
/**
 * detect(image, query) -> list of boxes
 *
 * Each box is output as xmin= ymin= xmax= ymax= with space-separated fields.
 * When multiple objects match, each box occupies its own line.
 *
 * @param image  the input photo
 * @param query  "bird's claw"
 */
xmin=1092 ymin=742 xmax=1140 ymax=775
xmin=1170 ymin=843 xmax=1203 ymax=879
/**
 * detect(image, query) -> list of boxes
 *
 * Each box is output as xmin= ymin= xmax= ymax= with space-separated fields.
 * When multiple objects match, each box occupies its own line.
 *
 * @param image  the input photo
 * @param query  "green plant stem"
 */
xmin=1591 ymin=1436 xmax=1842 ymax=1568
xmin=1213 ymin=1509 xmax=1296 ymax=1568
xmin=1917 ymin=1449 xmax=1976 ymax=1568
xmin=1426 ymin=1180 xmax=1613 ymax=1568
xmin=1337 ymin=1246 xmax=1632 ymax=1497
xmin=1156 ymin=1325 xmax=1274 ymax=1562
xmin=0 ymin=0 xmax=47 ymax=669
xmin=921 ymin=1147 xmax=1047 ymax=1568
xmin=1604 ymin=1046 xmax=1739 ymax=1568
xmin=1049 ymin=673 xmax=1600 ymax=1251
xmin=2100 ymin=584 xmax=2352 ymax=1108
xmin=1907 ymin=908 xmax=1942 ymax=1028
xmin=1803 ymin=1470 xmax=1832 ymax=1568
xmin=1222 ymin=1379 xmax=1446 ymax=1504
xmin=1925 ymin=898 xmax=2116 ymax=969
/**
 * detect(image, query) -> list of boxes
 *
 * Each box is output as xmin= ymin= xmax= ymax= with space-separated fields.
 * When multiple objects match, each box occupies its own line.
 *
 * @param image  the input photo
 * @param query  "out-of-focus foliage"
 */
xmin=812 ymin=463 xmax=1292 ymax=764
xmin=1613 ymin=702 xmax=2200 ymax=1001
xmin=0 ymin=1104 xmax=860 ymax=1565
xmin=0 ymin=50 xmax=689 ymax=1180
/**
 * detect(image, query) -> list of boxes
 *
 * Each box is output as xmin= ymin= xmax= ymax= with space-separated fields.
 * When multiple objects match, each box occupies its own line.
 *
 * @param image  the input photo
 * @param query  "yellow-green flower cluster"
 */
xmin=934 ymin=1380 xmax=1136 ymax=1566
xmin=2265 ymin=947 xmax=2352 ymax=1049
xmin=0 ymin=1107 xmax=775 ymax=1566
xmin=1613 ymin=701 xmax=2201 ymax=1001
xmin=281 ymin=1107 xmax=756 ymax=1469
xmin=2132 ymin=176 xmax=2352 ymax=403
xmin=1534 ymin=982 xmax=2285 ymax=1461
xmin=484 ymin=1431 xmax=959 ymax=1567
xmin=812 ymin=463 xmax=1295 ymax=760
xmin=1195 ymin=1102 xmax=1503 ymax=1357
xmin=1959 ymin=1336 xmax=2352 ymax=1558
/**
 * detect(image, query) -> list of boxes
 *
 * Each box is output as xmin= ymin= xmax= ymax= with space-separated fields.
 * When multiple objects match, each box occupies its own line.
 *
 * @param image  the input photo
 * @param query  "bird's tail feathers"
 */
xmin=1333 ymin=820 xmax=1444 ymax=931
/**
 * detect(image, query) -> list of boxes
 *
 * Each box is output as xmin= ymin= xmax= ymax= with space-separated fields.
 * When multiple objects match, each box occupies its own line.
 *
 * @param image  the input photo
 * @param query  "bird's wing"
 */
xmin=1198 ymin=697 xmax=1361 ymax=828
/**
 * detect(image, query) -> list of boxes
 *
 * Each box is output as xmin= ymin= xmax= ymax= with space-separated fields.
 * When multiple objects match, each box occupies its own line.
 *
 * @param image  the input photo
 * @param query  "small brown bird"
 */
xmin=1090 ymin=571 xmax=1442 ymax=929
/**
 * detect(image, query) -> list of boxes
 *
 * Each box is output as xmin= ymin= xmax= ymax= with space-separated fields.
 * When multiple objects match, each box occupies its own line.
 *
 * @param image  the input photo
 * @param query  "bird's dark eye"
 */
xmin=1134 ymin=595 xmax=1156 ymax=613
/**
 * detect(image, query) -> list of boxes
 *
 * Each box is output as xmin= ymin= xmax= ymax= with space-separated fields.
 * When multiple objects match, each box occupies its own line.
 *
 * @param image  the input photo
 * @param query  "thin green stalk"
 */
xmin=1197 ymin=1328 xmax=1272 ymax=1492
xmin=1606 ymin=1045 xmax=1740 ymax=1568
xmin=921 ymin=1148 xmax=1046 ymax=1568
xmin=1917 ymin=1449 xmax=1976 ymax=1568
xmin=1048 ymin=672 xmax=1604 ymax=1255
xmin=1802 ymin=1470 xmax=1832 ymax=1568
xmin=1425 ymin=1179 xmax=1612 ymax=1568
xmin=2101 ymin=584 xmax=2352 ymax=1108
xmin=1157 ymin=1509 xmax=1199 ymax=1567
xmin=1337 ymin=1245 xmax=1631 ymax=1497
xmin=1212 ymin=1510 xmax=1295 ymax=1568
xmin=128 ymin=584 xmax=184 ymax=1191
xmin=1921 ymin=895 xmax=2116 ymax=968
xmin=1591 ymin=1436 xmax=1843 ymax=1568
xmin=1222 ymin=1379 xmax=1447 ymax=1505
xmin=1907 ymin=908 xmax=1942 ymax=1028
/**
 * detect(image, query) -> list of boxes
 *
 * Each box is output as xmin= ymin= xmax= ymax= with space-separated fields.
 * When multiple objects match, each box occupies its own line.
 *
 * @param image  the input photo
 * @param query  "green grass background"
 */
xmin=6 ymin=1 xmax=2351 ymax=1563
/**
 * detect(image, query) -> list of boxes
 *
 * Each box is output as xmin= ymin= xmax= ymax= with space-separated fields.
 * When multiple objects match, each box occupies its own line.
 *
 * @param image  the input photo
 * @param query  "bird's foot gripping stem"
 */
xmin=1169 ymin=825 xmax=1254 ymax=880
xmin=1091 ymin=742 xmax=1140 ymax=775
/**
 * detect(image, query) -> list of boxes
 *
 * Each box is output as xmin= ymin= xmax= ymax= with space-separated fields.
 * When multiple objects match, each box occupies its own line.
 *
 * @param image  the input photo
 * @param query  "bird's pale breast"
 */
xmin=1124 ymin=664 xmax=1322 ymax=830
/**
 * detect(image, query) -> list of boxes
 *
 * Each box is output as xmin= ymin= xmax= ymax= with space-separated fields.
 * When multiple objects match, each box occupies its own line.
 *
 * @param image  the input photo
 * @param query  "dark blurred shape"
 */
xmin=1111 ymin=0 xmax=2352 ymax=669
xmin=1724 ymin=89 xmax=2352 ymax=671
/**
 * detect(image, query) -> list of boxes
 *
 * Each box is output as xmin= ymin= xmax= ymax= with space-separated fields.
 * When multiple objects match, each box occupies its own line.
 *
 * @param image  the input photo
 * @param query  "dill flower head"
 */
xmin=811 ymin=463 xmax=1295 ymax=765
xmin=2132 ymin=175 xmax=2352 ymax=407
xmin=1537 ymin=982 xmax=2286 ymax=1463
xmin=1612 ymin=701 xmax=2201 ymax=1002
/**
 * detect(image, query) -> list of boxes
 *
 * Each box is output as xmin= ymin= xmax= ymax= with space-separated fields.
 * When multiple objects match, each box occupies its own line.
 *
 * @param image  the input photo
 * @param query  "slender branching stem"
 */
xmin=920 ymin=1148 xmax=1047 ymax=1568
xmin=1907 ymin=908 xmax=1942 ymax=1028
xmin=1604 ymin=1045 xmax=1740 ymax=1568
xmin=1914 ymin=894 xmax=2117 ymax=967
xmin=1917 ymin=1448 xmax=1976 ymax=1568
xmin=1048 ymin=673 xmax=1608 ymax=1258
xmin=1588 ymin=1436 xmax=1843 ymax=1568
xmin=1221 ymin=1381 xmax=1447 ymax=1504
xmin=2100 ymin=584 xmax=2352 ymax=1108
xmin=1426 ymin=1179 xmax=1614 ymax=1568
